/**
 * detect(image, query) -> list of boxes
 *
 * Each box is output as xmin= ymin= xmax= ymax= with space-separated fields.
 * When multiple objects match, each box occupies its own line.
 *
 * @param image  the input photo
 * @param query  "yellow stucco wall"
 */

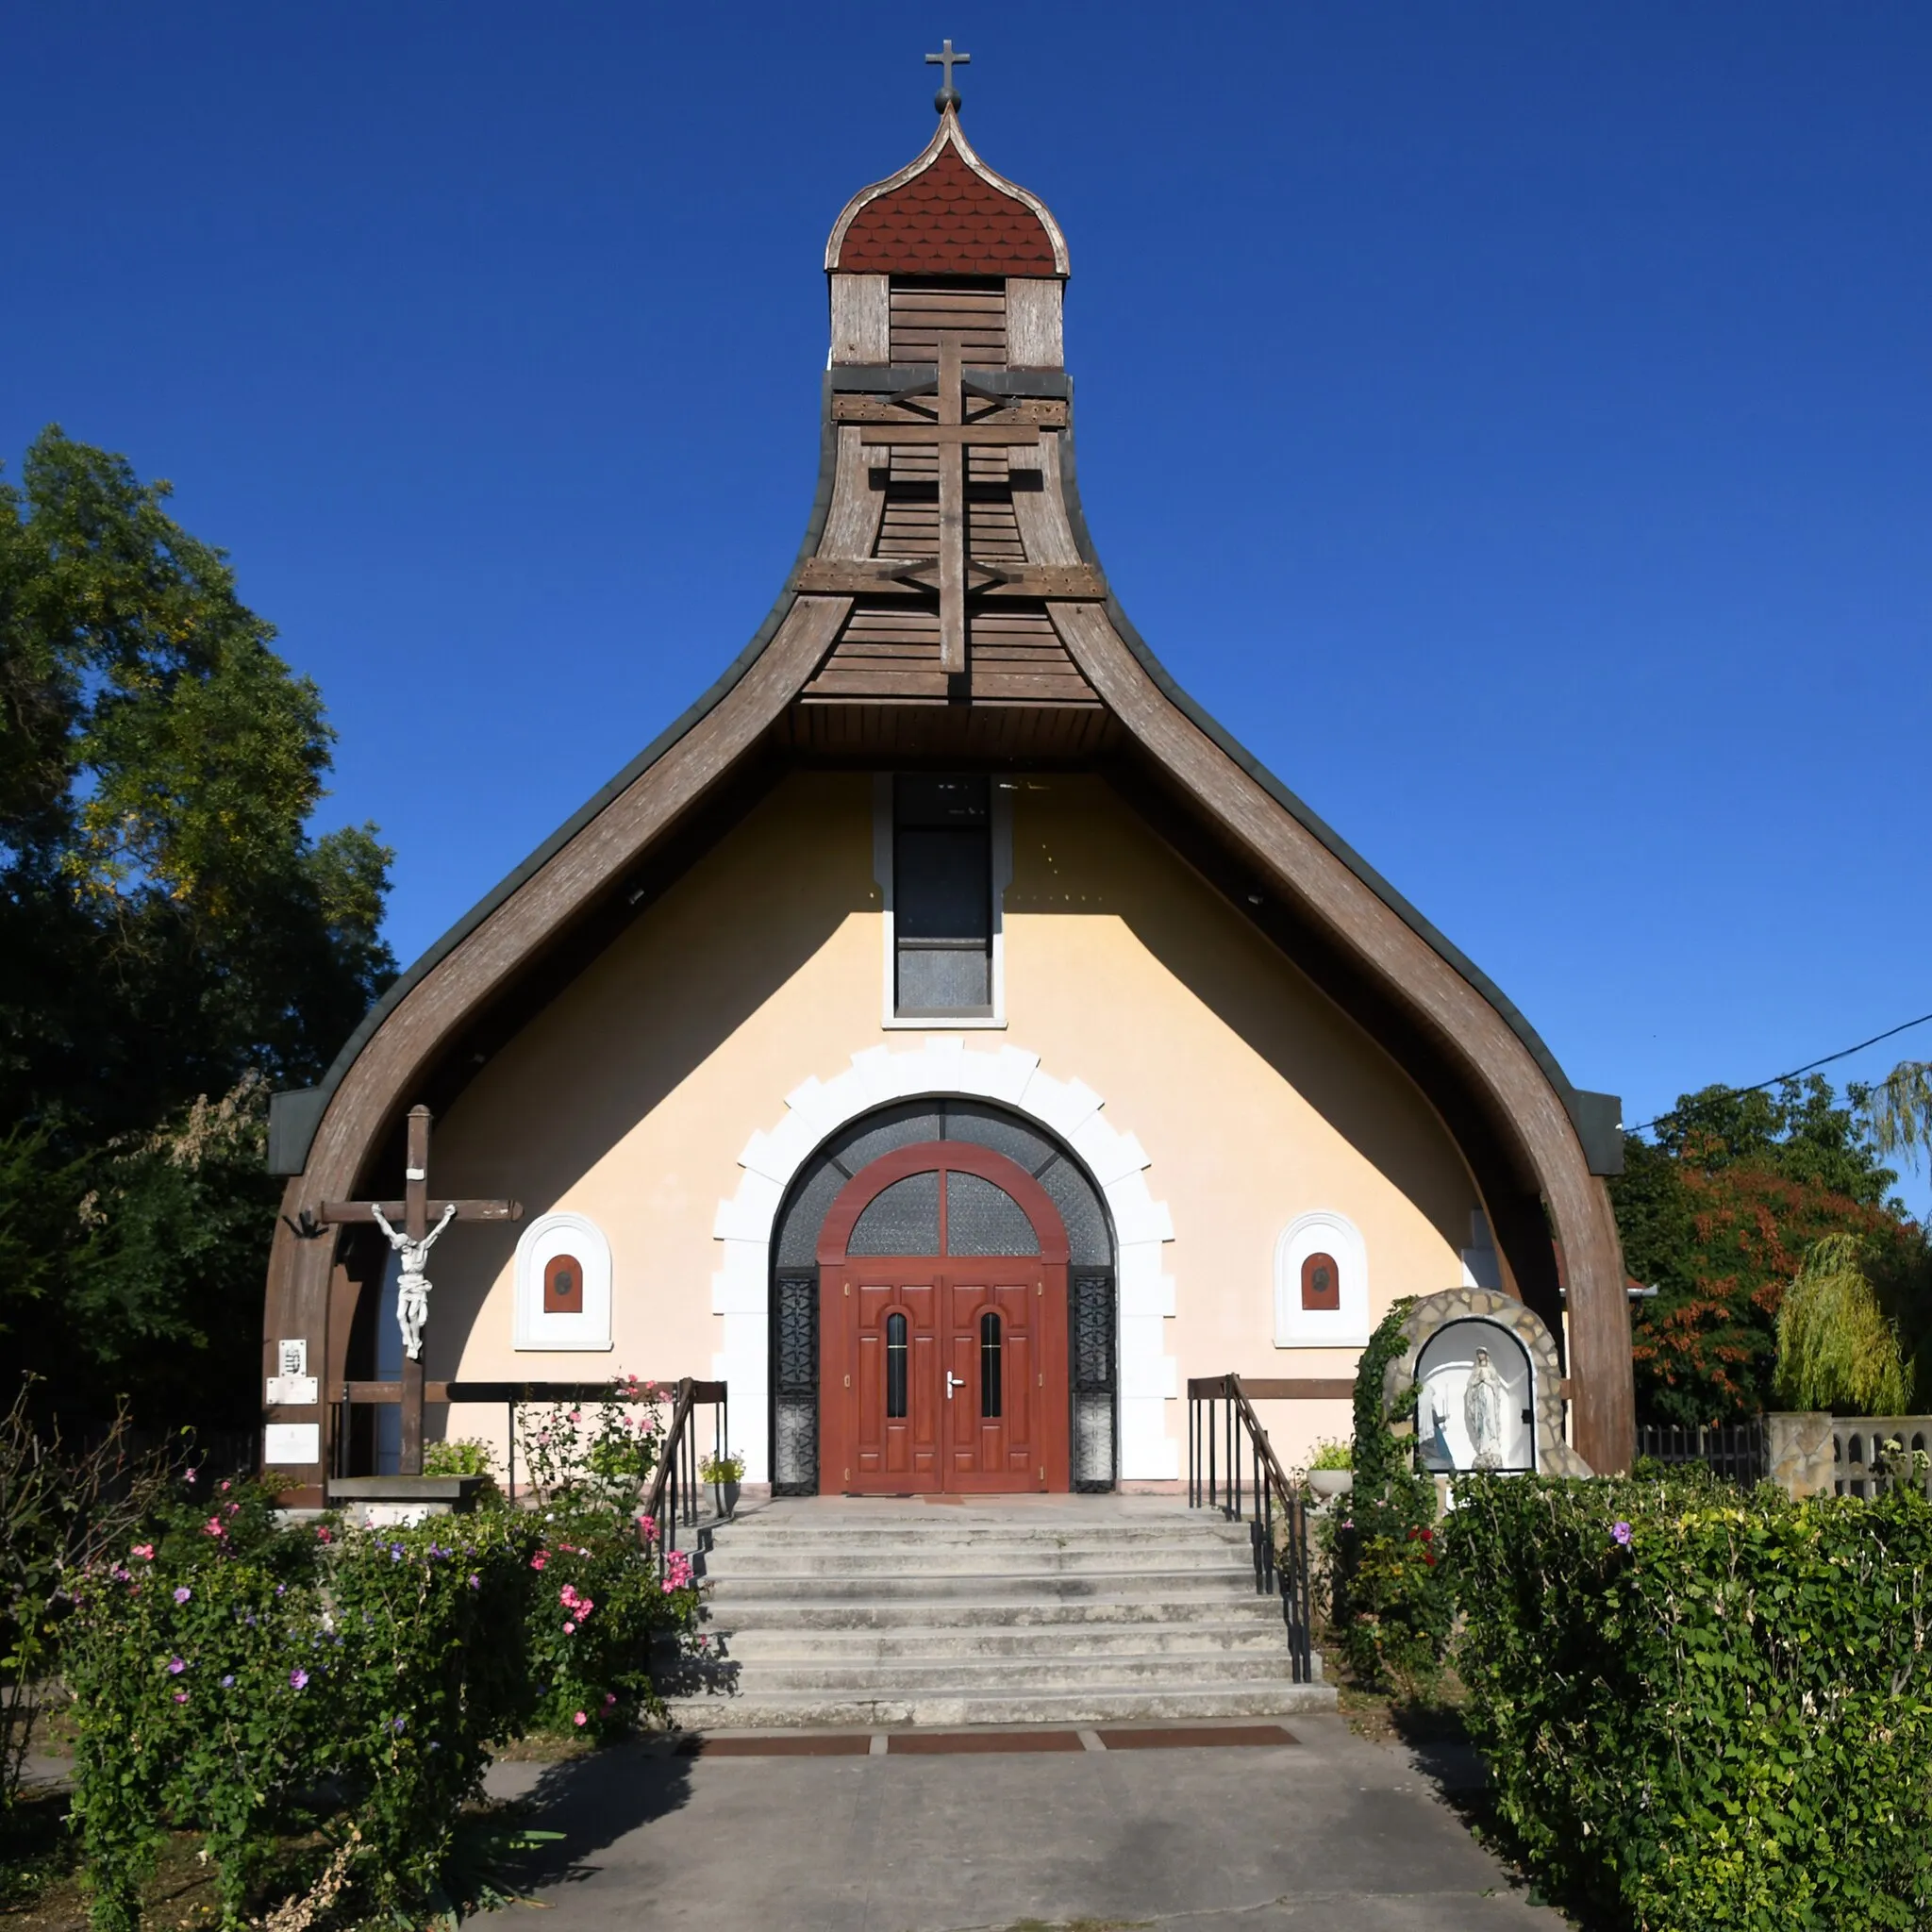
xmin=416 ymin=770 xmax=1481 ymax=1481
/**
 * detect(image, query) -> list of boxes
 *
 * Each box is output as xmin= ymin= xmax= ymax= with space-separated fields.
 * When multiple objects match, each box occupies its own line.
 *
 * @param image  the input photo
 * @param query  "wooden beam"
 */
xmin=833 ymin=394 xmax=1066 ymax=427
xmin=318 ymin=1199 xmax=523 ymax=1224
xmin=858 ymin=424 xmax=1048 ymax=447
xmin=792 ymin=558 xmax=1105 ymax=599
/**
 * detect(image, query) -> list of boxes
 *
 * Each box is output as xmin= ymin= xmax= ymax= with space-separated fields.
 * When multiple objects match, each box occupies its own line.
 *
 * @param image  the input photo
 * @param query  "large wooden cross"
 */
xmin=318 ymin=1105 xmax=520 ymax=1476
xmin=800 ymin=335 xmax=1103 ymax=675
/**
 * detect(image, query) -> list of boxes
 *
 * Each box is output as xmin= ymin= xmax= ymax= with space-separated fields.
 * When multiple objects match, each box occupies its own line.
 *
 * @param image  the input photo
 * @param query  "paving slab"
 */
xmin=485 ymin=1713 xmax=1562 ymax=1930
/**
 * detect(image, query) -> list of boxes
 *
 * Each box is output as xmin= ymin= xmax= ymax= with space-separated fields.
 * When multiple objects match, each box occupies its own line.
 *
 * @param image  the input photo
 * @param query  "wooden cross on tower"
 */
xmin=317 ymin=1105 xmax=520 ymax=1476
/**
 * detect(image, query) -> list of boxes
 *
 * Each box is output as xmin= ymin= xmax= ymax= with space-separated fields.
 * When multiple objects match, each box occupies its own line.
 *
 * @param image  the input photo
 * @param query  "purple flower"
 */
xmin=1611 ymin=1521 xmax=1633 ymax=1546
xmin=275 ymin=1584 xmax=286 ymax=1596
xmin=467 ymin=1574 xmax=480 ymax=1590
xmin=390 ymin=1546 xmax=404 ymax=1562
xmin=290 ymin=1669 xmax=309 ymax=1690
xmin=220 ymin=1674 xmax=235 ymax=1688
xmin=173 ymin=1586 xmax=192 ymax=1604
xmin=167 ymin=1657 xmax=186 ymax=1675
xmin=391 ymin=1717 xmax=407 ymax=1733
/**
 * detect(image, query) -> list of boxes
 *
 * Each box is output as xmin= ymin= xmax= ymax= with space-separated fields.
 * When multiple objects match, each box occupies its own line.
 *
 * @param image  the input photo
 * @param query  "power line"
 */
xmin=1624 ymin=1009 xmax=1932 ymax=1139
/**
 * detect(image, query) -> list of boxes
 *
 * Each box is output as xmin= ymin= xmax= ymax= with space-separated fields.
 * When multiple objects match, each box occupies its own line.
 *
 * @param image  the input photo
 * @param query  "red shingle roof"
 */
xmin=835 ymin=143 xmax=1058 ymax=276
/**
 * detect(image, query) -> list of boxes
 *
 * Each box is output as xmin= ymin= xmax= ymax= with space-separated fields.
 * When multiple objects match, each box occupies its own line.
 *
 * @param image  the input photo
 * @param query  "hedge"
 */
xmin=1448 ymin=1474 xmax=1932 ymax=1932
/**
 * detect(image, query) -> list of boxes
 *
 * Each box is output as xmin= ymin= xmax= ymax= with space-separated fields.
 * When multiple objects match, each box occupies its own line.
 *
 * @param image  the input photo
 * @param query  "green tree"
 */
xmin=0 ymin=427 xmax=393 ymax=1425
xmin=1612 ymin=1077 xmax=1930 ymax=1425
xmin=1774 ymin=1232 xmax=1911 ymax=1414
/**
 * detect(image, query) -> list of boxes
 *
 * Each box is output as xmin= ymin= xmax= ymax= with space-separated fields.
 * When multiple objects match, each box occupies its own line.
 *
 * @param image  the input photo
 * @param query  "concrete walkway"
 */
xmin=485 ymin=1714 xmax=1565 ymax=1930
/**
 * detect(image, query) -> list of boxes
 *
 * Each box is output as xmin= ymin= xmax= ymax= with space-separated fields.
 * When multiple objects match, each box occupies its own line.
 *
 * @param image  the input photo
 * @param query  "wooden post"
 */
xmin=936 ymin=333 xmax=966 ymax=675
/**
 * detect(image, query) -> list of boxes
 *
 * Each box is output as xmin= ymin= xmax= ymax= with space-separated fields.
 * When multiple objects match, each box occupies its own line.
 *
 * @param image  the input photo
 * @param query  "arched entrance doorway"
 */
xmin=817 ymin=1141 xmax=1071 ymax=1494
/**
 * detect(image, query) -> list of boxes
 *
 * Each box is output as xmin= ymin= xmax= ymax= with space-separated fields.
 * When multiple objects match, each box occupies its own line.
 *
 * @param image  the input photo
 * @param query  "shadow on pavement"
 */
xmin=503 ymin=1740 xmax=693 ymax=1891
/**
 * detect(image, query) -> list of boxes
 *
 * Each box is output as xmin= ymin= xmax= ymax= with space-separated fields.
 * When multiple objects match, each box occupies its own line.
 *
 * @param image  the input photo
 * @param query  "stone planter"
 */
xmin=712 ymin=1479 xmax=741 ymax=1521
xmin=1307 ymin=1469 xmax=1354 ymax=1503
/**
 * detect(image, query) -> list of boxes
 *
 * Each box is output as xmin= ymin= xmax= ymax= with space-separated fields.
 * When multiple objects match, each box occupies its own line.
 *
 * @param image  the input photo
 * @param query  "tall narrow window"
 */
xmin=885 ymin=1312 xmax=908 ymax=1419
xmin=979 ymin=1311 xmax=1003 ymax=1418
xmin=894 ymin=774 xmax=991 ymax=1016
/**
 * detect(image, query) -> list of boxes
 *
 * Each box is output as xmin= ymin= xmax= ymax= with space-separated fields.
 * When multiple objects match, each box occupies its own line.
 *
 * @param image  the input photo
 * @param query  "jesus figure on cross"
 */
xmin=370 ymin=1200 xmax=458 ymax=1360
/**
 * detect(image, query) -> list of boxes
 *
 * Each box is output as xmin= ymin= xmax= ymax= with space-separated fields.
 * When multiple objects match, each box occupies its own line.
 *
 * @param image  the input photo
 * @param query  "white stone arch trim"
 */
xmin=712 ymin=1039 xmax=1176 ymax=1483
xmin=1274 ymin=1209 xmax=1370 ymax=1349
xmin=513 ymin=1210 xmax=613 ymax=1353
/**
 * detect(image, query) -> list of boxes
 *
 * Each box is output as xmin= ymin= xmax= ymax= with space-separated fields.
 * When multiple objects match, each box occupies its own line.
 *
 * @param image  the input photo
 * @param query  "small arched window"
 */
xmin=885 ymin=1312 xmax=908 ymax=1419
xmin=980 ymin=1311 xmax=1003 ymax=1418
xmin=544 ymin=1253 xmax=585 ymax=1315
xmin=1300 ymin=1252 xmax=1341 ymax=1312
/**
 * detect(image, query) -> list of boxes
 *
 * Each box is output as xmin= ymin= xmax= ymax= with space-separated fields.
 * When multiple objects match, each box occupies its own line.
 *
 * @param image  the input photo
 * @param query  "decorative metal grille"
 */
xmin=1071 ymin=1266 xmax=1117 ymax=1491
xmin=773 ymin=1271 xmax=820 ymax=1495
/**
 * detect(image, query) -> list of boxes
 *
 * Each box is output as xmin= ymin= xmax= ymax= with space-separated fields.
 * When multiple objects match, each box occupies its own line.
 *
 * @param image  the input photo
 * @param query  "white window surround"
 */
xmin=513 ymin=1211 xmax=614 ymax=1352
xmin=1274 ymin=1209 xmax=1370 ymax=1349
xmin=873 ymin=774 xmax=1012 ymax=1030
xmin=712 ymin=1037 xmax=1178 ymax=1484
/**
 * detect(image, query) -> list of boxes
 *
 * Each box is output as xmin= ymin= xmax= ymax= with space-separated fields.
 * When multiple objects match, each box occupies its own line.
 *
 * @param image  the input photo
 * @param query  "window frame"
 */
xmin=874 ymin=773 xmax=1013 ymax=1028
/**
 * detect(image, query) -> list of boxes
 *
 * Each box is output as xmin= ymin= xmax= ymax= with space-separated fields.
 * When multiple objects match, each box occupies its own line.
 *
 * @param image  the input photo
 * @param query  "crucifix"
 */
xmin=925 ymin=39 xmax=969 ymax=112
xmin=317 ymin=1104 xmax=520 ymax=1475
xmin=856 ymin=335 xmax=1051 ymax=675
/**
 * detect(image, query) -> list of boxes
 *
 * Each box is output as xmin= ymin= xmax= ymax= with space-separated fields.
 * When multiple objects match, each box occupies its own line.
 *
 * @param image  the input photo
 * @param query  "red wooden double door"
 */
xmin=817 ymin=1142 xmax=1071 ymax=1494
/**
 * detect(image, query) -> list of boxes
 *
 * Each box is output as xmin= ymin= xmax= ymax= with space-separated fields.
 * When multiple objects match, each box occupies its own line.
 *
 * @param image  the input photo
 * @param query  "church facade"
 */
xmin=260 ymin=102 xmax=1634 ymax=1502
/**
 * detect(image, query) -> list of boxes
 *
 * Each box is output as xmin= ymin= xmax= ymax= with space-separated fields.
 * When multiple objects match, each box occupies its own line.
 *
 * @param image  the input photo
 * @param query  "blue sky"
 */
xmin=5 ymin=6 xmax=1929 ymax=1195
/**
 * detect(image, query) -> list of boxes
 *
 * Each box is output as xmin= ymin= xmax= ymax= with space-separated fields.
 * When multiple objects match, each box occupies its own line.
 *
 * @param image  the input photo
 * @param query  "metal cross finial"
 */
xmin=925 ymin=38 xmax=970 ymax=112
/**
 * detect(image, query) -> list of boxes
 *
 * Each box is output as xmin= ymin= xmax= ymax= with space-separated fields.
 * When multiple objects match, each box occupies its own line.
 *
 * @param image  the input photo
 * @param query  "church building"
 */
xmin=259 ymin=80 xmax=1634 ymax=1506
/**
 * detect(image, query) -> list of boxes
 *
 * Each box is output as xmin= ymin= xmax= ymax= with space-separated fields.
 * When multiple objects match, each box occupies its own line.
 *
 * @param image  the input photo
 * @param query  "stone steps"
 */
xmin=721 ymin=1621 xmax=1288 ymax=1661
xmin=662 ymin=1500 xmax=1335 ymax=1730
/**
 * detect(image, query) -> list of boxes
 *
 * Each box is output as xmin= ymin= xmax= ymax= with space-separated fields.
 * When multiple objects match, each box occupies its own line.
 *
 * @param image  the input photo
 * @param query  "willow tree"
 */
xmin=1774 ymin=1232 xmax=1911 ymax=1414
xmin=1861 ymin=1061 xmax=1932 ymax=1174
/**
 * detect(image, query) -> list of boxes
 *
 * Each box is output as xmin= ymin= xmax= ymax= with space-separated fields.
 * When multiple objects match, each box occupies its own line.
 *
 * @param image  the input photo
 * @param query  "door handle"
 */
xmin=944 ymin=1371 xmax=964 ymax=1399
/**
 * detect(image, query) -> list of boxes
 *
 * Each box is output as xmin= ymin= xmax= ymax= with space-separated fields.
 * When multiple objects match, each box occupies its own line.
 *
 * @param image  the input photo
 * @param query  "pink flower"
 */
xmin=568 ymin=1410 xmax=581 ymax=1424
xmin=603 ymin=1692 xmax=616 ymax=1707
xmin=203 ymin=1518 xmax=225 ymax=1538
xmin=174 ymin=1586 xmax=192 ymax=1604
xmin=316 ymin=1526 xmax=333 ymax=1543
xmin=636 ymin=1513 xmax=656 ymax=1540
xmin=531 ymin=1551 xmax=548 ymax=1571
xmin=220 ymin=1479 xmax=231 ymax=1492
xmin=562 ymin=1621 xmax=576 ymax=1636
xmin=183 ymin=1468 xmax=199 ymax=1485
xmin=173 ymin=1690 xmax=189 ymax=1704
xmin=289 ymin=1669 xmax=309 ymax=1690
xmin=168 ymin=1657 xmax=186 ymax=1674
xmin=573 ymin=1710 xmax=588 ymax=1727
xmin=131 ymin=1544 xmax=155 ymax=1561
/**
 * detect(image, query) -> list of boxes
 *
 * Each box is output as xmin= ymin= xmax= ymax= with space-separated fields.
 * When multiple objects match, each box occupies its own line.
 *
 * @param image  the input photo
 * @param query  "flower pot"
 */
xmin=712 ymin=1479 xmax=741 ymax=1521
xmin=1307 ymin=1468 xmax=1354 ymax=1503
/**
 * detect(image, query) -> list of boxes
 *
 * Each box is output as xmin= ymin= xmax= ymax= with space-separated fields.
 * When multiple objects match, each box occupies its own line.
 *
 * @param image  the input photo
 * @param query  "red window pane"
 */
xmin=544 ymin=1253 xmax=585 ymax=1314
xmin=1301 ymin=1252 xmax=1341 ymax=1312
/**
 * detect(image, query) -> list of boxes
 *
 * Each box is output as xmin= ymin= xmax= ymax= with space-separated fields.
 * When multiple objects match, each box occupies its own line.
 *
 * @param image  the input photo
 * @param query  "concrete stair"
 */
xmin=661 ymin=1499 xmax=1337 ymax=1729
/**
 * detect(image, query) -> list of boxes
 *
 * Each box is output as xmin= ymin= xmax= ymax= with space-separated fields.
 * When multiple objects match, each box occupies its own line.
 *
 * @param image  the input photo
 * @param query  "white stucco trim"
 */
xmin=513 ymin=1210 xmax=614 ymax=1352
xmin=1273 ymin=1209 xmax=1370 ymax=1349
xmin=712 ymin=1038 xmax=1178 ymax=1483
xmin=873 ymin=774 xmax=1011 ymax=1030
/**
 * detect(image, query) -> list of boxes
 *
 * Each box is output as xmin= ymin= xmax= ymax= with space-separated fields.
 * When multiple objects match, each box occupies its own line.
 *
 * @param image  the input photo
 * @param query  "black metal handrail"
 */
xmin=639 ymin=1378 xmax=729 ymax=1584
xmin=1187 ymin=1374 xmax=1315 ymax=1683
